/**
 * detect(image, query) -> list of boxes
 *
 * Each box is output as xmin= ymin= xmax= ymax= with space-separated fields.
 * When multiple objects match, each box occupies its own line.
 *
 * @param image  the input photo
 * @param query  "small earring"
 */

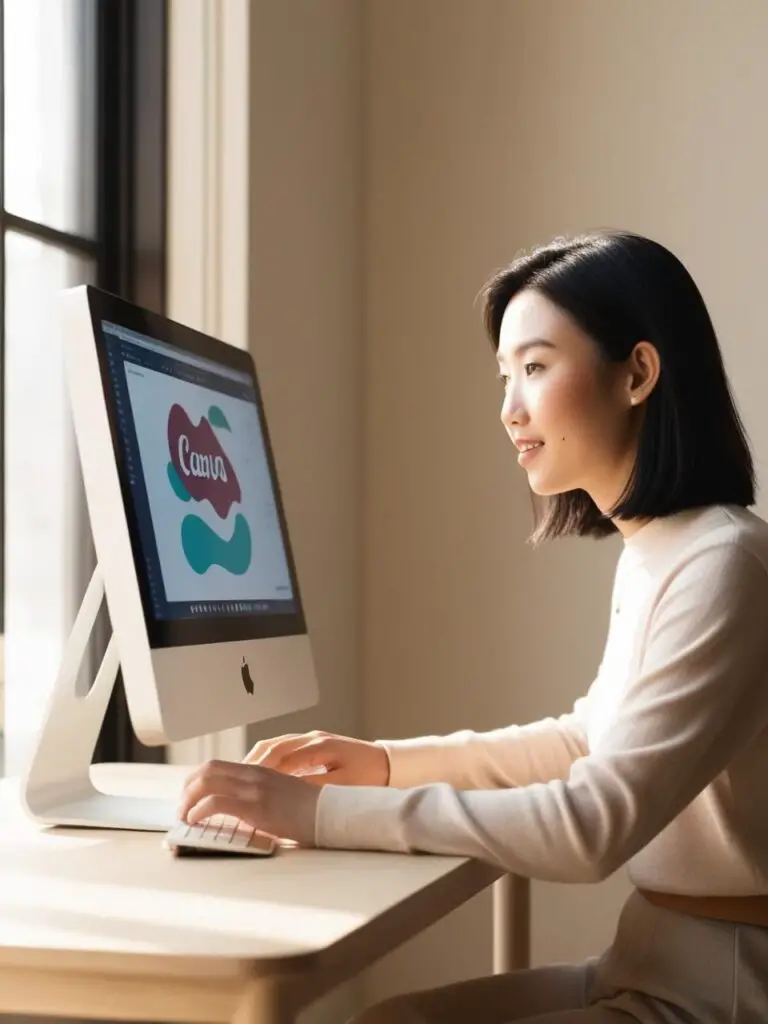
xmin=630 ymin=396 xmax=638 ymax=405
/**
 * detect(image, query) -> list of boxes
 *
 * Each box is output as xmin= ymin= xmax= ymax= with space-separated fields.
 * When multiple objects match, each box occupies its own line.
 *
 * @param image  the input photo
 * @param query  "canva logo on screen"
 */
xmin=166 ymin=403 xmax=252 ymax=575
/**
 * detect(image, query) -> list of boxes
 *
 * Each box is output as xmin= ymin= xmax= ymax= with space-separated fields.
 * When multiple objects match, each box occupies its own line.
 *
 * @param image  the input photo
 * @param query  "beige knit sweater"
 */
xmin=315 ymin=505 xmax=768 ymax=895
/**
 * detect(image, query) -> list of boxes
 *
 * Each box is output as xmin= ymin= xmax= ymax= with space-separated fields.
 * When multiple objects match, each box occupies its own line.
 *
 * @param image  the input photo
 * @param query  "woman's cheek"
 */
xmin=535 ymin=373 xmax=579 ymax=430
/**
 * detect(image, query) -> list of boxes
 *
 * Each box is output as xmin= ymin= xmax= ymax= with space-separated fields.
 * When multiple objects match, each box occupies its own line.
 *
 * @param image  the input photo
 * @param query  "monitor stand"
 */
xmin=20 ymin=566 xmax=179 ymax=832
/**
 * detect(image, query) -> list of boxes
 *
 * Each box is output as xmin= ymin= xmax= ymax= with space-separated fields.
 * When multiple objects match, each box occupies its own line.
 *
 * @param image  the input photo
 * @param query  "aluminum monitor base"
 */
xmin=19 ymin=567 xmax=178 ymax=832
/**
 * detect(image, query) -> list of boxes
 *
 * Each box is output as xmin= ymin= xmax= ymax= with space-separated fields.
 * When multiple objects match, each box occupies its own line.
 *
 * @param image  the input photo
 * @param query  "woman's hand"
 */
xmin=177 ymin=759 xmax=322 ymax=846
xmin=244 ymin=730 xmax=390 ymax=787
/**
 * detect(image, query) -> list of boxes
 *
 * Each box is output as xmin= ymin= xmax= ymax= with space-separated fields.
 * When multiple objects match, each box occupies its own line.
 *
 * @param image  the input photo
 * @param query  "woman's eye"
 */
xmin=524 ymin=362 xmax=543 ymax=376
xmin=497 ymin=372 xmax=510 ymax=389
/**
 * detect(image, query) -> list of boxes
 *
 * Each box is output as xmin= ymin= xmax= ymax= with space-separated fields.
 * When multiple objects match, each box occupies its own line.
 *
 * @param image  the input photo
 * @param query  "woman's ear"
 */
xmin=627 ymin=340 xmax=660 ymax=407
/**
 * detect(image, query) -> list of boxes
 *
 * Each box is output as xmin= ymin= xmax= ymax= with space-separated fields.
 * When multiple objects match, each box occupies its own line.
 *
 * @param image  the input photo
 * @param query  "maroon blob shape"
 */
xmin=167 ymin=403 xmax=241 ymax=519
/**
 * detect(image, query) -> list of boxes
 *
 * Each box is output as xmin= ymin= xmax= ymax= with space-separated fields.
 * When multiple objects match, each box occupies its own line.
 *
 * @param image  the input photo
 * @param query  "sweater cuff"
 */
xmin=315 ymin=783 xmax=412 ymax=852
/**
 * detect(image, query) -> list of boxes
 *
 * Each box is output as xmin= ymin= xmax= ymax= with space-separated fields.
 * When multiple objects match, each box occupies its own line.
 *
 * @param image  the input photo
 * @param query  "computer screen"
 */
xmin=93 ymin=308 xmax=306 ymax=649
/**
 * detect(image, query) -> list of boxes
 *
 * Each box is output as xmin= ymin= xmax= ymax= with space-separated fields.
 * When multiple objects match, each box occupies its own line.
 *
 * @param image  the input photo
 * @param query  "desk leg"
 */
xmin=233 ymin=979 xmax=295 ymax=1024
xmin=492 ymin=873 xmax=531 ymax=974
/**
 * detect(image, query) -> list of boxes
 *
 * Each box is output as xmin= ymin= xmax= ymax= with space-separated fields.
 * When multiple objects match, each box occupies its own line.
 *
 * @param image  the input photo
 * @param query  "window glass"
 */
xmin=4 ymin=0 xmax=97 ymax=237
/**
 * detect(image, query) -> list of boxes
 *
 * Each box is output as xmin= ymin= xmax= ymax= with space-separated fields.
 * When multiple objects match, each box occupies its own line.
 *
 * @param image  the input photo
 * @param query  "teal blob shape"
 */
xmin=207 ymin=405 xmax=231 ymax=431
xmin=181 ymin=513 xmax=252 ymax=575
xmin=167 ymin=461 xmax=191 ymax=501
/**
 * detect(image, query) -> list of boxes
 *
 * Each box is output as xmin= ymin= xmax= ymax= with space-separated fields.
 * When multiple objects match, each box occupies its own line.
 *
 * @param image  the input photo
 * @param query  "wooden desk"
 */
xmin=0 ymin=764 xmax=504 ymax=1024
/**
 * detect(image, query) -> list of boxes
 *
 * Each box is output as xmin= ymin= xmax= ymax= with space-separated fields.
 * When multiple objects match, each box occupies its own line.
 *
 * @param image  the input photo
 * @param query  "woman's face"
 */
xmin=496 ymin=289 xmax=642 ymax=514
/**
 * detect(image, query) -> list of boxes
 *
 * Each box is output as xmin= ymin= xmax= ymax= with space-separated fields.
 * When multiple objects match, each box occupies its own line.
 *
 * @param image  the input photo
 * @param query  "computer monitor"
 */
xmin=20 ymin=286 xmax=318 ymax=830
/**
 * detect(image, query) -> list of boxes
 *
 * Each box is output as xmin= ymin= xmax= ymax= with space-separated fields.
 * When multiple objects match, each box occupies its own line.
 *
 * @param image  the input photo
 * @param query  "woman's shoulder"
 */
xmin=650 ymin=505 xmax=768 ymax=612
xmin=681 ymin=504 xmax=768 ymax=571
xmin=628 ymin=504 xmax=768 ymax=563
xmin=624 ymin=504 xmax=768 ymax=609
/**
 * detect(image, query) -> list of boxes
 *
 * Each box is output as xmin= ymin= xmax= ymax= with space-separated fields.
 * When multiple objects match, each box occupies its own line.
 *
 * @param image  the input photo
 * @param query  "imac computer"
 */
xmin=20 ymin=285 xmax=319 ymax=831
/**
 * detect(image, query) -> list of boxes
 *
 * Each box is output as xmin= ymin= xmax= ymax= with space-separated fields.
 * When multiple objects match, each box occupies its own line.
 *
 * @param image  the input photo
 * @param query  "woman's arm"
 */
xmin=376 ymin=696 xmax=590 ymax=790
xmin=315 ymin=545 xmax=768 ymax=883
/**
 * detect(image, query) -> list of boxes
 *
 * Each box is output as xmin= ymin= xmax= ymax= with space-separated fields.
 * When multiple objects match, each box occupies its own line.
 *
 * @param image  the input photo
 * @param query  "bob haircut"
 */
xmin=481 ymin=230 xmax=755 ymax=544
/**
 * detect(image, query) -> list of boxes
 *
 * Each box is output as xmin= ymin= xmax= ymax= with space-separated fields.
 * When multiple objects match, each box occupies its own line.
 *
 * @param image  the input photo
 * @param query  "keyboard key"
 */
xmin=163 ymin=818 xmax=277 ymax=857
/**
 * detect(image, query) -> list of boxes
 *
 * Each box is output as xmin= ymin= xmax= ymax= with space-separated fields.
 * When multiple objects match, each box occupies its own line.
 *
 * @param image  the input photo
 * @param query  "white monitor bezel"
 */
xmin=59 ymin=285 xmax=318 ymax=744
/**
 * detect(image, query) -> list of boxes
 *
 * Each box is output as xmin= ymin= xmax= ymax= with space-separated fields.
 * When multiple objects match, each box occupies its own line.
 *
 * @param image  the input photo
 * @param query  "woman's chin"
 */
xmin=526 ymin=472 xmax=552 ymax=496
xmin=526 ymin=473 xmax=565 ymax=497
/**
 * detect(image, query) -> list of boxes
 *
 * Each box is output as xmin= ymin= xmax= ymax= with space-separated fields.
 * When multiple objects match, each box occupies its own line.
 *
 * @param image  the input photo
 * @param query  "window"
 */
xmin=1 ymin=0 xmax=168 ymax=769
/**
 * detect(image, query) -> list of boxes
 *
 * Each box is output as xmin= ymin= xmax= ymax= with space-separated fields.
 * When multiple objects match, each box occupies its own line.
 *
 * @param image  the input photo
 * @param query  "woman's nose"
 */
xmin=501 ymin=390 xmax=528 ymax=429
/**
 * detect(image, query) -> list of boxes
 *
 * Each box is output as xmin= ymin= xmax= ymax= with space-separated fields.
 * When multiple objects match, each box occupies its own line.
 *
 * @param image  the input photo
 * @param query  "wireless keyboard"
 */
xmin=163 ymin=814 xmax=277 ymax=857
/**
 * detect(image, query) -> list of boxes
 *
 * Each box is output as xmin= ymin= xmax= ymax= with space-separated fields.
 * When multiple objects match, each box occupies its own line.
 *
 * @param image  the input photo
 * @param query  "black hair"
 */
xmin=481 ymin=230 xmax=755 ymax=544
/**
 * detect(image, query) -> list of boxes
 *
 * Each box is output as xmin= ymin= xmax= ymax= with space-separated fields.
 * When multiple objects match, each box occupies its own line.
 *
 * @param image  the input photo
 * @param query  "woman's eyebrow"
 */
xmin=496 ymin=339 xmax=556 ymax=364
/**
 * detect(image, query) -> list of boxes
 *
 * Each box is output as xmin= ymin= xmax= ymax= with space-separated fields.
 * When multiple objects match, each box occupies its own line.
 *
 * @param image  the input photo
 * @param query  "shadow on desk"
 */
xmin=1 ymin=819 xmax=502 ymax=975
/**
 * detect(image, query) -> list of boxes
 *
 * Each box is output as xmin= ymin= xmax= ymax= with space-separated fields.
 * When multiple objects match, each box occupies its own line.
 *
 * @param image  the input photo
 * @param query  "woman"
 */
xmin=178 ymin=231 xmax=768 ymax=1023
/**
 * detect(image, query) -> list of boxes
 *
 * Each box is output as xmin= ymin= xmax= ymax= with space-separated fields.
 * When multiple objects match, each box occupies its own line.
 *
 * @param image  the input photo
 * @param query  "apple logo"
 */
xmin=240 ymin=656 xmax=254 ymax=695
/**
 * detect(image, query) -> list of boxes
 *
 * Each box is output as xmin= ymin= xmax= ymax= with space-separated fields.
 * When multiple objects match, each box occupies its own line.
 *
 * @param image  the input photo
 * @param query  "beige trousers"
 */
xmin=351 ymin=891 xmax=768 ymax=1023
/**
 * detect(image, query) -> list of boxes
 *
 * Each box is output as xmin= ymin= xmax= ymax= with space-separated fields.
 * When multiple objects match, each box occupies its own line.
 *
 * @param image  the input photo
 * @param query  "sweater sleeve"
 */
xmin=376 ymin=697 xmax=590 ymax=790
xmin=315 ymin=546 xmax=768 ymax=883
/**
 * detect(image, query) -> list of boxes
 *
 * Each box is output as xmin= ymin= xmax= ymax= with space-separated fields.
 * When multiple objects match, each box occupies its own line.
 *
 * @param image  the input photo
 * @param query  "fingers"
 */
xmin=248 ymin=731 xmax=331 ymax=772
xmin=177 ymin=758 xmax=321 ymax=845
xmin=278 ymin=738 xmax=338 ymax=776
xmin=186 ymin=794 xmax=251 ymax=826
xmin=181 ymin=758 xmax=241 ymax=798
xmin=244 ymin=733 xmax=302 ymax=764
xmin=178 ymin=760 xmax=257 ymax=822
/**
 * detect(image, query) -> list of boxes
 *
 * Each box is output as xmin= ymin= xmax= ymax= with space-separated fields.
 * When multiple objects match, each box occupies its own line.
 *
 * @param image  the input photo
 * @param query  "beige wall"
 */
xmin=361 ymin=0 xmax=768 ymax=1006
xmin=244 ymin=0 xmax=364 ymax=753
xmin=242 ymin=2 xmax=364 ymax=1022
